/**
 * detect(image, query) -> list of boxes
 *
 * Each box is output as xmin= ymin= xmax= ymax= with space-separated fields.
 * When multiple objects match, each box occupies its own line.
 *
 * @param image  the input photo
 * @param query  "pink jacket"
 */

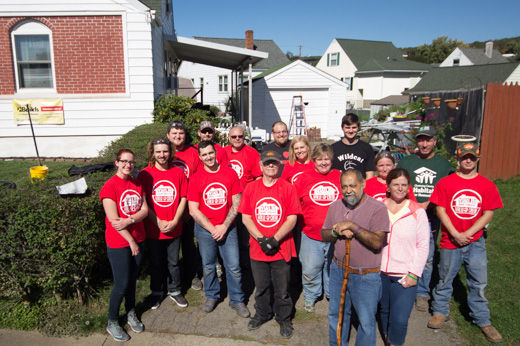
xmin=381 ymin=200 xmax=430 ymax=277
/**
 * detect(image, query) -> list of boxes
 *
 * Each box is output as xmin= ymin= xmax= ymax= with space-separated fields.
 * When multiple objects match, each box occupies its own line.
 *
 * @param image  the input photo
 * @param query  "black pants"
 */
xmin=147 ymin=237 xmax=181 ymax=295
xmin=250 ymin=259 xmax=292 ymax=323
xmin=107 ymin=242 xmax=144 ymax=321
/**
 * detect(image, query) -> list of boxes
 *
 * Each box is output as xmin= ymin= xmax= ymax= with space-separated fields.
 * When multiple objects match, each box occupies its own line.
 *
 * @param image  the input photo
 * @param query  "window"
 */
xmin=11 ymin=21 xmax=55 ymax=90
xmin=344 ymin=77 xmax=353 ymax=91
xmin=327 ymin=52 xmax=339 ymax=66
xmin=453 ymin=58 xmax=460 ymax=66
xmin=218 ymin=75 xmax=228 ymax=92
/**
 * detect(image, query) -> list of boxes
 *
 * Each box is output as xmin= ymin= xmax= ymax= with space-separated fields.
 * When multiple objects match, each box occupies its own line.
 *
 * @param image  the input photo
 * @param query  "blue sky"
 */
xmin=173 ymin=0 xmax=520 ymax=56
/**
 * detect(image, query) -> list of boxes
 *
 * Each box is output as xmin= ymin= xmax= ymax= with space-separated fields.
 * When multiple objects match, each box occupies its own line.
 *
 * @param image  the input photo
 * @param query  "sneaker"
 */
xmin=279 ymin=320 xmax=294 ymax=339
xmin=480 ymin=325 xmax=503 ymax=343
xmin=427 ymin=314 xmax=448 ymax=329
xmin=202 ymin=298 xmax=218 ymax=313
xmin=170 ymin=293 xmax=188 ymax=308
xmin=304 ymin=299 xmax=315 ymax=313
xmin=247 ymin=316 xmax=269 ymax=331
xmin=230 ymin=302 xmax=250 ymax=318
xmin=126 ymin=310 xmax=144 ymax=333
xmin=191 ymin=277 xmax=203 ymax=291
xmin=415 ymin=296 xmax=429 ymax=312
xmin=148 ymin=294 xmax=162 ymax=310
xmin=106 ymin=320 xmax=130 ymax=342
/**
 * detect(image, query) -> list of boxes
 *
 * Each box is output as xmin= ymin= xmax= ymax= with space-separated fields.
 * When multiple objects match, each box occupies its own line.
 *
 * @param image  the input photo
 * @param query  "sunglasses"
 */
xmin=201 ymin=129 xmax=214 ymax=134
xmin=118 ymin=159 xmax=136 ymax=165
xmin=152 ymin=138 xmax=169 ymax=144
xmin=230 ymin=135 xmax=244 ymax=139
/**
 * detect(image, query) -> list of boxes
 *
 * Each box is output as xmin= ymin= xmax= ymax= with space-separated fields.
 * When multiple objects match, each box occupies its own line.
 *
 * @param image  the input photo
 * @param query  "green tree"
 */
xmin=417 ymin=36 xmax=467 ymax=64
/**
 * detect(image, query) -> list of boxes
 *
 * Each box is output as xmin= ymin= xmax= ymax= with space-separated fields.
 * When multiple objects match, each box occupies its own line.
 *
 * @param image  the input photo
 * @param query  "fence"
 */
xmin=479 ymin=82 xmax=520 ymax=179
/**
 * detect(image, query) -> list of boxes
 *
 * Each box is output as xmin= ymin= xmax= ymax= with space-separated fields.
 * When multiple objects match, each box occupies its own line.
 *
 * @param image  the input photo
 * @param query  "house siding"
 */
xmin=439 ymin=48 xmax=473 ymax=67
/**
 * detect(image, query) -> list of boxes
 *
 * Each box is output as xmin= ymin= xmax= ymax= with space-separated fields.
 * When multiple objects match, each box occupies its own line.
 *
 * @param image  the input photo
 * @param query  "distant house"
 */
xmin=178 ymin=31 xmax=288 ymax=111
xmin=250 ymin=59 xmax=347 ymax=139
xmin=440 ymin=42 xmax=509 ymax=67
xmin=316 ymin=38 xmax=430 ymax=109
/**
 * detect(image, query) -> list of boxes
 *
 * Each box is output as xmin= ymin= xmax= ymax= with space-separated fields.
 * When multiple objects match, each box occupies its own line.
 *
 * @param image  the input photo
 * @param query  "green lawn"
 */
xmin=0 ymin=161 xmax=519 ymax=344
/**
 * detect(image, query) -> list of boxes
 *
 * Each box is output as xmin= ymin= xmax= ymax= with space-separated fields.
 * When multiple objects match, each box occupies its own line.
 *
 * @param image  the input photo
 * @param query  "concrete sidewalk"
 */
xmin=0 ymin=291 xmax=464 ymax=345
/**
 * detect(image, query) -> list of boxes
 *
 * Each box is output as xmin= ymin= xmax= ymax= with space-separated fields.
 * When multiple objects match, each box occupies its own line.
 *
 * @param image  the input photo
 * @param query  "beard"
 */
xmin=344 ymin=192 xmax=363 ymax=207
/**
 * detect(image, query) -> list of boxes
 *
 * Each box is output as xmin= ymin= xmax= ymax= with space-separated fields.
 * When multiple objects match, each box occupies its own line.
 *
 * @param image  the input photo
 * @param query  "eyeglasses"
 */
xmin=201 ymin=129 xmax=214 ymax=134
xmin=152 ymin=138 xmax=169 ymax=144
xmin=230 ymin=135 xmax=244 ymax=139
xmin=273 ymin=130 xmax=288 ymax=134
xmin=118 ymin=160 xmax=136 ymax=165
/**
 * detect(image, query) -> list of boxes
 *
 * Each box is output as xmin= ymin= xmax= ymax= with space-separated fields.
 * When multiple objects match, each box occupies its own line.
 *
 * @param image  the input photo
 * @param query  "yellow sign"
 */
xmin=13 ymin=99 xmax=64 ymax=125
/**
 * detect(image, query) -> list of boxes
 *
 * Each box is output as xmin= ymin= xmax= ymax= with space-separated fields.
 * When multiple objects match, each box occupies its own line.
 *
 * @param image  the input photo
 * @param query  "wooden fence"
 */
xmin=479 ymin=82 xmax=520 ymax=179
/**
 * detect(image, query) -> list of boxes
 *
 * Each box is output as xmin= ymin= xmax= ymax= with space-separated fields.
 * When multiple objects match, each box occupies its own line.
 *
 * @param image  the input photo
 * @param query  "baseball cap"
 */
xmin=456 ymin=142 xmax=480 ymax=158
xmin=415 ymin=126 xmax=436 ymax=138
xmin=199 ymin=121 xmax=215 ymax=131
xmin=260 ymin=150 xmax=282 ymax=164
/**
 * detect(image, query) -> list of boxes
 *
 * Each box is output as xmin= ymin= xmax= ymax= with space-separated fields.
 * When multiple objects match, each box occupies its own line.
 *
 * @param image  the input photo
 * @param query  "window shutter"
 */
xmin=337 ymin=52 xmax=339 ymax=65
xmin=327 ymin=53 xmax=330 ymax=66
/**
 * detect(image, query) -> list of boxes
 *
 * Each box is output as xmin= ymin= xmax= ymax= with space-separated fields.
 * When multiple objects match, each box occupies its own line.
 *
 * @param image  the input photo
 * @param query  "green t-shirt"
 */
xmin=397 ymin=154 xmax=453 ymax=203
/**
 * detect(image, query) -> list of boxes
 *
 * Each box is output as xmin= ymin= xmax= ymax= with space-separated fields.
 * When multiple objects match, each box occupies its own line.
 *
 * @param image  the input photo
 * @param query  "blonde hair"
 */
xmin=311 ymin=143 xmax=333 ymax=162
xmin=288 ymin=135 xmax=311 ymax=165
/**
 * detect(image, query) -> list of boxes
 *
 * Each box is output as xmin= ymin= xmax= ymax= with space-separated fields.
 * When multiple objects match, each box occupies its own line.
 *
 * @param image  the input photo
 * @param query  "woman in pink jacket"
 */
xmin=380 ymin=168 xmax=429 ymax=346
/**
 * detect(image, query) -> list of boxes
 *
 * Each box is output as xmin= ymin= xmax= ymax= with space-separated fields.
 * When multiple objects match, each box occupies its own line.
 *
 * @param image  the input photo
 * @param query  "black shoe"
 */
xmin=279 ymin=320 xmax=293 ymax=338
xmin=247 ymin=316 xmax=268 ymax=331
xmin=202 ymin=298 xmax=218 ymax=313
xmin=170 ymin=293 xmax=188 ymax=308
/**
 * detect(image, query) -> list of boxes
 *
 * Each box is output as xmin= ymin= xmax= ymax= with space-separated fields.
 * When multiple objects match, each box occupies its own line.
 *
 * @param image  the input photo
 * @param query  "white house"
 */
xmin=250 ymin=59 xmax=347 ymax=139
xmin=177 ymin=31 xmax=288 ymax=111
xmin=439 ymin=42 xmax=509 ymax=67
xmin=316 ymin=38 xmax=430 ymax=109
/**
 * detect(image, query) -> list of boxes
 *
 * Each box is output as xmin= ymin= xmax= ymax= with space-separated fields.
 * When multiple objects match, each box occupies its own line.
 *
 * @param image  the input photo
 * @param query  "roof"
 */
xmin=335 ymin=38 xmax=430 ymax=72
xmin=138 ymin=0 xmax=162 ymax=18
xmin=371 ymin=95 xmax=409 ymax=105
xmin=407 ymin=62 xmax=520 ymax=93
xmin=253 ymin=60 xmax=293 ymax=80
xmin=458 ymin=47 xmax=509 ymax=65
xmin=194 ymin=37 xmax=289 ymax=70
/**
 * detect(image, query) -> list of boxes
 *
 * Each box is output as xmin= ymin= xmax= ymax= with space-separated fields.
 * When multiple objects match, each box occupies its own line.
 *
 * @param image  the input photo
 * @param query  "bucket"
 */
xmin=30 ymin=165 xmax=48 ymax=183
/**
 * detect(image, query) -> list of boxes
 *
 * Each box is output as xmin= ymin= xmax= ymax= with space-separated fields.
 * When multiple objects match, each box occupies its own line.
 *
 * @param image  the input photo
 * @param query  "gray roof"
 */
xmin=194 ymin=37 xmax=289 ymax=70
xmin=335 ymin=38 xmax=430 ymax=72
xmin=371 ymin=95 xmax=409 ymax=105
xmin=408 ymin=62 xmax=520 ymax=93
xmin=458 ymin=47 xmax=509 ymax=65
xmin=138 ymin=0 xmax=162 ymax=18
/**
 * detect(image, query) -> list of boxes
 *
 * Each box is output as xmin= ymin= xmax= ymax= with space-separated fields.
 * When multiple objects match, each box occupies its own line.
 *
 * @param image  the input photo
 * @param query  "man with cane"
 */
xmin=322 ymin=169 xmax=389 ymax=346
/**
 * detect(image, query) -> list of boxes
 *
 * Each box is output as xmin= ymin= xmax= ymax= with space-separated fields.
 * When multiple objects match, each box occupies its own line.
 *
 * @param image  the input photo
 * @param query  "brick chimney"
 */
xmin=245 ymin=30 xmax=254 ymax=50
xmin=485 ymin=41 xmax=493 ymax=58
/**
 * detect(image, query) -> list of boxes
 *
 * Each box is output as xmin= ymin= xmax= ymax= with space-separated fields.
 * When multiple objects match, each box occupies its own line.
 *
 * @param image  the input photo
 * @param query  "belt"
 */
xmin=333 ymin=257 xmax=380 ymax=275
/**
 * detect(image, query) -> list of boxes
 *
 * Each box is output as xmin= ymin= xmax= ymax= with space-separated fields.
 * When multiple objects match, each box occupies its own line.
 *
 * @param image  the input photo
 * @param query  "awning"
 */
xmin=164 ymin=35 xmax=268 ymax=70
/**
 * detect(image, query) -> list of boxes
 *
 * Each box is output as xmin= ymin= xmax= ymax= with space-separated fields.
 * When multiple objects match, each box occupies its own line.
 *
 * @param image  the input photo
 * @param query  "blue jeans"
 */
xmin=431 ymin=236 xmax=490 ymax=327
xmin=380 ymin=274 xmax=417 ymax=346
xmin=416 ymin=218 xmax=438 ymax=297
xmin=194 ymin=223 xmax=244 ymax=304
xmin=299 ymin=232 xmax=332 ymax=302
xmin=107 ymin=242 xmax=144 ymax=321
xmin=328 ymin=261 xmax=381 ymax=346
xmin=147 ymin=237 xmax=181 ymax=296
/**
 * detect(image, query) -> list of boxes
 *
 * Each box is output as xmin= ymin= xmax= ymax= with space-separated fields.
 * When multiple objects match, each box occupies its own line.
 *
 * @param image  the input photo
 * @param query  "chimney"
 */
xmin=245 ymin=30 xmax=254 ymax=50
xmin=485 ymin=41 xmax=493 ymax=58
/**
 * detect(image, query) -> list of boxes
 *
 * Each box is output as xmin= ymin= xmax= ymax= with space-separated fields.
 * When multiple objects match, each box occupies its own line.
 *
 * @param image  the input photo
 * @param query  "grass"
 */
xmin=1 ymin=160 xmax=519 ymax=343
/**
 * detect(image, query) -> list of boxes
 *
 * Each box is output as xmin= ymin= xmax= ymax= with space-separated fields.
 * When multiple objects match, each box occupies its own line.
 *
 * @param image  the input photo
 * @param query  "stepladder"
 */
xmin=288 ymin=95 xmax=308 ymax=137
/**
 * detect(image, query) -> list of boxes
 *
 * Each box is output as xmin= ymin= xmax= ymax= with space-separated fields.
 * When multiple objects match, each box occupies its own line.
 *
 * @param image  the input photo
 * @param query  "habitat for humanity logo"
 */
xmin=413 ymin=167 xmax=437 ymax=184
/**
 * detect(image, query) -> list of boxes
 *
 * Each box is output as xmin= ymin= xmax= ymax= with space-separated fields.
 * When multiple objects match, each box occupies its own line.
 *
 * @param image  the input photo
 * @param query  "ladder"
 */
xmin=288 ymin=95 xmax=308 ymax=137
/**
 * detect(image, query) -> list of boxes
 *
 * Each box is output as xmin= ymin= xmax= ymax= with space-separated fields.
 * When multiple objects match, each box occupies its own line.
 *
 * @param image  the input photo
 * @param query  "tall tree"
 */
xmin=417 ymin=36 xmax=467 ymax=64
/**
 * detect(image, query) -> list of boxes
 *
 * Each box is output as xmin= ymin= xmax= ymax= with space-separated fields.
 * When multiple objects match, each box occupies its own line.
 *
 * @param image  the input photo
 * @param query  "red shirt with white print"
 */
xmin=223 ymin=144 xmax=262 ymax=188
xmin=187 ymin=165 xmax=242 ymax=226
xmin=364 ymin=177 xmax=416 ymax=202
xmin=238 ymin=178 xmax=302 ymax=262
xmin=281 ymin=161 xmax=315 ymax=184
xmin=171 ymin=145 xmax=200 ymax=179
xmin=194 ymin=142 xmax=229 ymax=166
xmin=100 ymin=175 xmax=146 ymax=248
xmin=137 ymin=166 xmax=187 ymax=240
xmin=430 ymin=173 xmax=503 ymax=249
xmin=295 ymin=169 xmax=342 ymax=240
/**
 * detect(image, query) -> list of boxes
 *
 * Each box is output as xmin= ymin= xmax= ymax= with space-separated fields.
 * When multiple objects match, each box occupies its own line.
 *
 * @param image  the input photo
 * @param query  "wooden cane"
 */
xmin=336 ymin=237 xmax=352 ymax=346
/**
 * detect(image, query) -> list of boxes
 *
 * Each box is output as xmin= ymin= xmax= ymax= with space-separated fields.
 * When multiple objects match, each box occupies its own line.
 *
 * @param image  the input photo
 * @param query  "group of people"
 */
xmin=100 ymin=113 xmax=504 ymax=345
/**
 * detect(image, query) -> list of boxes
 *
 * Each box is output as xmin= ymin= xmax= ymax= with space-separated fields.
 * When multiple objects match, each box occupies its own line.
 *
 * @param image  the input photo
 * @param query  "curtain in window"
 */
xmin=15 ymin=35 xmax=53 ymax=88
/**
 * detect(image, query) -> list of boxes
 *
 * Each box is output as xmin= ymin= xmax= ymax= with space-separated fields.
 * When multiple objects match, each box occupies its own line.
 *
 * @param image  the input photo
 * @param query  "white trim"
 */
xmin=262 ymin=60 xmax=348 ymax=87
xmin=0 ymin=11 xmax=128 ymax=16
xmin=176 ymin=36 xmax=268 ymax=59
xmin=121 ymin=11 xmax=130 ymax=94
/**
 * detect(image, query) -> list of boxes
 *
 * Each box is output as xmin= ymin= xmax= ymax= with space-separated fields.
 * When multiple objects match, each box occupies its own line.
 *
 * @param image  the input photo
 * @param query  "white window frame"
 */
xmin=329 ymin=52 xmax=339 ymax=66
xmin=218 ymin=75 xmax=228 ymax=92
xmin=453 ymin=58 xmax=460 ymax=66
xmin=11 ymin=20 xmax=56 ymax=93
xmin=344 ymin=77 xmax=353 ymax=91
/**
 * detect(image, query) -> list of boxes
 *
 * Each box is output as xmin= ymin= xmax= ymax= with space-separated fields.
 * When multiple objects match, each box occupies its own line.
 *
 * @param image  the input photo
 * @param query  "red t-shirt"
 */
xmin=430 ymin=173 xmax=503 ymax=249
xmin=238 ymin=178 xmax=302 ymax=262
xmin=295 ymin=169 xmax=342 ymax=240
xmin=137 ymin=166 xmax=187 ymax=239
xmin=194 ymin=142 xmax=229 ymax=166
xmin=281 ymin=161 xmax=315 ymax=184
xmin=171 ymin=145 xmax=200 ymax=179
xmin=187 ymin=165 xmax=242 ymax=226
xmin=364 ymin=177 xmax=416 ymax=202
xmin=223 ymin=144 xmax=262 ymax=188
xmin=99 ymin=175 xmax=146 ymax=248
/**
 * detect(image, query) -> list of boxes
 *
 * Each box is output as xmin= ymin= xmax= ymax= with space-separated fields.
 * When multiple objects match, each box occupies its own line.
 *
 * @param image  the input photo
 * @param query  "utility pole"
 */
xmin=298 ymin=45 xmax=302 ymax=57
